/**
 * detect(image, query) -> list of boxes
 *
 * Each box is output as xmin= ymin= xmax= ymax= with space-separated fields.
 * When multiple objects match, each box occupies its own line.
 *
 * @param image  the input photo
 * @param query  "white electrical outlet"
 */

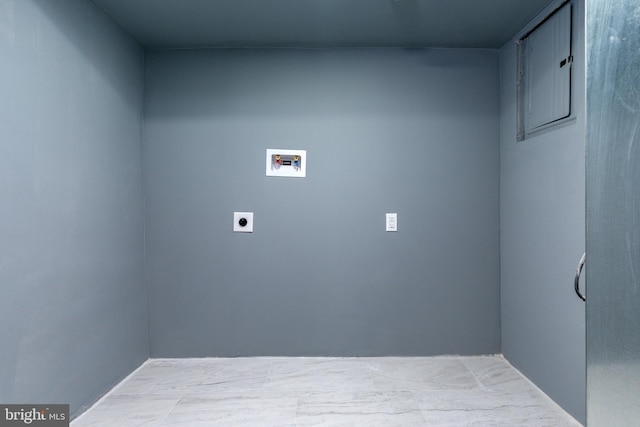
xmin=386 ymin=213 xmax=397 ymax=232
xmin=233 ymin=212 xmax=254 ymax=232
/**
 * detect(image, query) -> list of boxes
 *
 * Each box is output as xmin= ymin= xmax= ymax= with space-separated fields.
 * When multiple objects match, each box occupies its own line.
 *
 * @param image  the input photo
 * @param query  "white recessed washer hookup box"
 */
xmin=266 ymin=149 xmax=306 ymax=178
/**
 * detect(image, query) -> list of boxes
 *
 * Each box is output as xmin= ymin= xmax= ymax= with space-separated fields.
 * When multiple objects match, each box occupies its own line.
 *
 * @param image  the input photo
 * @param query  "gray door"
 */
xmin=586 ymin=0 xmax=640 ymax=425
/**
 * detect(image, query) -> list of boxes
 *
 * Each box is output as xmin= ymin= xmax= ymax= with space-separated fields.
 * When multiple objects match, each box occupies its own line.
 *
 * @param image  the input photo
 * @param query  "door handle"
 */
xmin=574 ymin=252 xmax=586 ymax=301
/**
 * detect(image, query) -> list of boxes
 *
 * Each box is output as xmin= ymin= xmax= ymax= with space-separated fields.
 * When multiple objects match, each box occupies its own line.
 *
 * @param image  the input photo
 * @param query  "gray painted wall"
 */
xmin=144 ymin=48 xmax=501 ymax=357
xmin=0 ymin=0 xmax=147 ymax=417
xmin=499 ymin=0 xmax=586 ymax=423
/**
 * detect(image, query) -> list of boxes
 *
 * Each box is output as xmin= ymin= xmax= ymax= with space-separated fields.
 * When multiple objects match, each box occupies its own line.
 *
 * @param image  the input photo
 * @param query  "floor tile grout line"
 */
xmin=150 ymin=394 xmax=184 ymax=427
xmin=264 ymin=358 xmax=276 ymax=385
xmin=459 ymin=356 xmax=491 ymax=392
xmin=410 ymin=390 xmax=430 ymax=426
xmin=366 ymin=359 xmax=376 ymax=392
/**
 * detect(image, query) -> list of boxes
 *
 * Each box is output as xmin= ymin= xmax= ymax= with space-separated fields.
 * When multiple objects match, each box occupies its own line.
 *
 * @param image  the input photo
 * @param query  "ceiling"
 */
xmin=90 ymin=0 xmax=553 ymax=50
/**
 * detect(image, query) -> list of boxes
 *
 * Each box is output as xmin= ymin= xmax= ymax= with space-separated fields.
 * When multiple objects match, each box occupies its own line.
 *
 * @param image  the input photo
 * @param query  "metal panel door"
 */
xmin=586 ymin=0 xmax=640 ymax=424
xmin=527 ymin=3 xmax=572 ymax=132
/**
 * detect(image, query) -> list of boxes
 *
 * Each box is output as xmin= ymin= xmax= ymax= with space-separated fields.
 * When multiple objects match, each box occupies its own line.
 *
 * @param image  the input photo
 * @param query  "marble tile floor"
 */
xmin=71 ymin=356 xmax=582 ymax=426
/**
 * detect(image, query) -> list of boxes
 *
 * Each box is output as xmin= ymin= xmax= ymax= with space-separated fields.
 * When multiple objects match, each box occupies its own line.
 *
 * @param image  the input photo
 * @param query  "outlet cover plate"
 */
xmin=266 ymin=149 xmax=306 ymax=177
xmin=233 ymin=212 xmax=254 ymax=232
xmin=386 ymin=213 xmax=397 ymax=232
